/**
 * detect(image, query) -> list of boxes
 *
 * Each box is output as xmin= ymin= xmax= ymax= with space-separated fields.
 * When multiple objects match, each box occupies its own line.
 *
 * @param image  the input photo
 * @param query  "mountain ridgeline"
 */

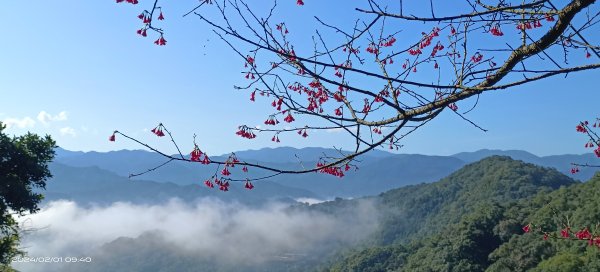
xmin=327 ymin=156 xmax=583 ymax=271
xmin=48 ymin=155 xmax=600 ymax=272
xmin=50 ymin=147 xmax=596 ymax=202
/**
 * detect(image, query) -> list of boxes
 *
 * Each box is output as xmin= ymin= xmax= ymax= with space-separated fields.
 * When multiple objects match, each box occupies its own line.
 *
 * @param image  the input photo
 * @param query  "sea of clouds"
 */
xmin=13 ymin=197 xmax=379 ymax=271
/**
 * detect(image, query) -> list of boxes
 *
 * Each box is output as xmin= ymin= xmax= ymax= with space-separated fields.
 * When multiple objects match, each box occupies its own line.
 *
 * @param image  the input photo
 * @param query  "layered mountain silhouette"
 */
xmin=43 ymin=163 xmax=318 ymax=206
xmin=51 ymin=147 xmax=597 ymax=201
xmin=56 ymin=156 xmax=584 ymax=272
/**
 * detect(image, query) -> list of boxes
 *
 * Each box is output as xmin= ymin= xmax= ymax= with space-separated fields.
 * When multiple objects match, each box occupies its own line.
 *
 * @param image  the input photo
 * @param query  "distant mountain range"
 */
xmin=43 ymin=162 xmax=318 ymax=206
xmin=49 ymin=147 xmax=598 ymax=202
xmin=57 ymin=156 xmax=587 ymax=272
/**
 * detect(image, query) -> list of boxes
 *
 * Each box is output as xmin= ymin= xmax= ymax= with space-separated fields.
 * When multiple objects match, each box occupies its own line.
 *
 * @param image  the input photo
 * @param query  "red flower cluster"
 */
xmin=379 ymin=36 xmax=397 ymax=47
xmin=448 ymin=103 xmax=458 ymax=111
xmin=271 ymin=134 xmax=281 ymax=142
xmin=136 ymin=28 xmax=147 ymax=37
xmin=154 ymin=35 xmax=167 ymax=46
xmin=418 ymin=27 xmax=440 ymax=50
xmin=225 ymin=154 xmax=240 ymax=167
xmin=213 ymin=178 xmax=230 ymax=191
xmin=284 ymin=113 xmax=295 ymax=123
xmin=334 ymin=107 xmax=343 ymax=116
xmin=333 ymin=60 xmax=352 ymax=77
xmin=585 ymin=141 xmax=595 ymax=148
xmin=561 ymin=228 xmax=570 ymax=238
xmin=297 ymin=128 xmax=308 ymax=138
xmin=204 ymin=179 xmax=214 ymax=188
xmin=373 ymin=127 xmax=383 ymax=134
xmin=245 ymin=179 xmax=254 ymax=190
xmin=316 ymin=161 xmax=345 ymax=178
xmin=244 ymin=55 xmax=255 ymax=68
xmin=545 ymin=14 xmax=555 ymax=21
xmin=380 ymin=57 xmax=393 ymax=65
xmin=525 ymin=224 xmax=600 ymax=248
xmin=275 ymin=23 xmax=289 ymax=35
xmin=333 ymin=91 xmax=345 ymax=102
xmin=362 ymin=99 xmax=371 ymax=113
xmin=236 ymin=126 xmax=257 ymax=139
xmin=271 ymin=97 xmax=284 ymax=110
xmin=151 ymin=125 xmax=166 ymax=137
xmin=576 ymin=228 xmax=592 ymax=240
xmin=576 ymin=122 xmax=588 ymax=133
xmin=366 ymin=43 xmax=379 ymax=55
xmin=297 ymin=0 xmax=304 ymax=5
xmin=490 ymin=24 xmax=504 ymax=36
xmin=342 ymin=45 xmax=360 ymax=54
xmin=402 ymin=60 xmax=409 ymax=69
xmin=408 ymin=47 xmax=422 ymax=56
xmin=264 ymin=116 xmax=280 ymax=126
xmin=109 ymin=132 xmax=116 ymax=142
xmin=471 ymin=52 xmax=483 ymax=63
xmin=571 ymin=167 xmax=580 ymax=174
xmin=116 ymin=0 xmax=138 ymax=4
xmin=334 ymin=69 xmax=343 ymax=78
xmin=517 ymin=20 xmax=542 ymax=30
xmin=190 ymin=147 xmax=202 ymax=161
xmin=137 ymin=12 xmax=150 ymax=23
xmin=190 ymin=147 xmax=211 ymax=164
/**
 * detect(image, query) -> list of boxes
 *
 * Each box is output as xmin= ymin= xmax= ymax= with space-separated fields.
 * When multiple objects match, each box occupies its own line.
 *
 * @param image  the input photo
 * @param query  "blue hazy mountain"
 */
xmin=44 ymin=162 xmax=319 ymax=206
xmin=52 ymin=147 xmax=598 ymax=199
xmin=53 ymin=147 xmax=464 ymax=197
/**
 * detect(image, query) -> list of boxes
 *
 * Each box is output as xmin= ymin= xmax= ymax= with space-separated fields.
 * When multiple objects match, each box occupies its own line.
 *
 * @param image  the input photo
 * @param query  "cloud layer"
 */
xmin=2 ymin=111 xmax=68 ymax=130
xmin=37 ymin=111 xmax=68 ymax=125
xmin=3 ymin=117 xmax=36 ymax=129
xmin=15 ymin=198 xmax=379 ymax=271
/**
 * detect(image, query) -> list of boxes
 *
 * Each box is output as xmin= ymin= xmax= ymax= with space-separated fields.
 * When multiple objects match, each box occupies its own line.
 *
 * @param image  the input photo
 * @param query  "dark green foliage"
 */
xmin=328 ymin=245 xmax=408 ymax=272
xmin=489 ymin=173 xmax=600 ymax=271
xmin=326 ymin=156 xmax=583 ymax=272
xmin=0 ymin=122 xmax=56 ymax=265
xmin=374 ymin=156 xmax=573 ymax=245
xmin=403 ymin=203 xmax=504 ymax=271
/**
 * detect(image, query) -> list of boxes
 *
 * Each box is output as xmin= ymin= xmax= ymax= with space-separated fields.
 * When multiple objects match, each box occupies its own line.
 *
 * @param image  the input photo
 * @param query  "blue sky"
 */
xmin=0 ymin=1 xmax=597 ymax=157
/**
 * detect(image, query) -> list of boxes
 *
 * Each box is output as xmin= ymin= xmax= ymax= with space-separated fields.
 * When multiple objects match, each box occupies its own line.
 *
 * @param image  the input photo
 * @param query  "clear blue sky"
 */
xmin=0 ymin=1 xmax=597 ymax=157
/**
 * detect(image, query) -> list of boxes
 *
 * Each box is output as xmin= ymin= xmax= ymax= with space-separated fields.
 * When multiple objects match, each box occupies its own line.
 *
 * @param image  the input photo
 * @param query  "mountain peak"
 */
xmin=451 ymin=149 xmax=541 ymax=164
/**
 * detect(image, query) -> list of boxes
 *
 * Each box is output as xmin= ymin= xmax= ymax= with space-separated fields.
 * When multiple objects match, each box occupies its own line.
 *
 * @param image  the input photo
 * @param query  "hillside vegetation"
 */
xmin=329 ymin=157 xmax=600 ymax=271
xmin=51 ymin=156 xmax=600 ymax=272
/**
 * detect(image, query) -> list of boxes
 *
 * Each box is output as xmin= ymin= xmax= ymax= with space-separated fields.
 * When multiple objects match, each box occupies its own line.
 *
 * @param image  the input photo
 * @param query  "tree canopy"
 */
xmin=0 ymin=122 xmax=55 ymax=266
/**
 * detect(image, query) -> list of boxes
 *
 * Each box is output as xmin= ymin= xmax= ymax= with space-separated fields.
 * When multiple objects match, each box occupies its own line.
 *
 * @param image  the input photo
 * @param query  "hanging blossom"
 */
xmin=151 ymin=124 xmax=166 ymax=137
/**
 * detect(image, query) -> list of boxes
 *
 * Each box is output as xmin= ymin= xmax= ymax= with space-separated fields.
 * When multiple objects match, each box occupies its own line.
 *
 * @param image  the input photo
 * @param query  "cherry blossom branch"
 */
xmin=113 ymin=0 xmax=599 ymax=191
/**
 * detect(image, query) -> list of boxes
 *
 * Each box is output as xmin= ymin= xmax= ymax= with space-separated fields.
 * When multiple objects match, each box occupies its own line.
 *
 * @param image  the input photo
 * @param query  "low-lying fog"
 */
xmin=14 ymin=198 xmax=379 ymax=271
